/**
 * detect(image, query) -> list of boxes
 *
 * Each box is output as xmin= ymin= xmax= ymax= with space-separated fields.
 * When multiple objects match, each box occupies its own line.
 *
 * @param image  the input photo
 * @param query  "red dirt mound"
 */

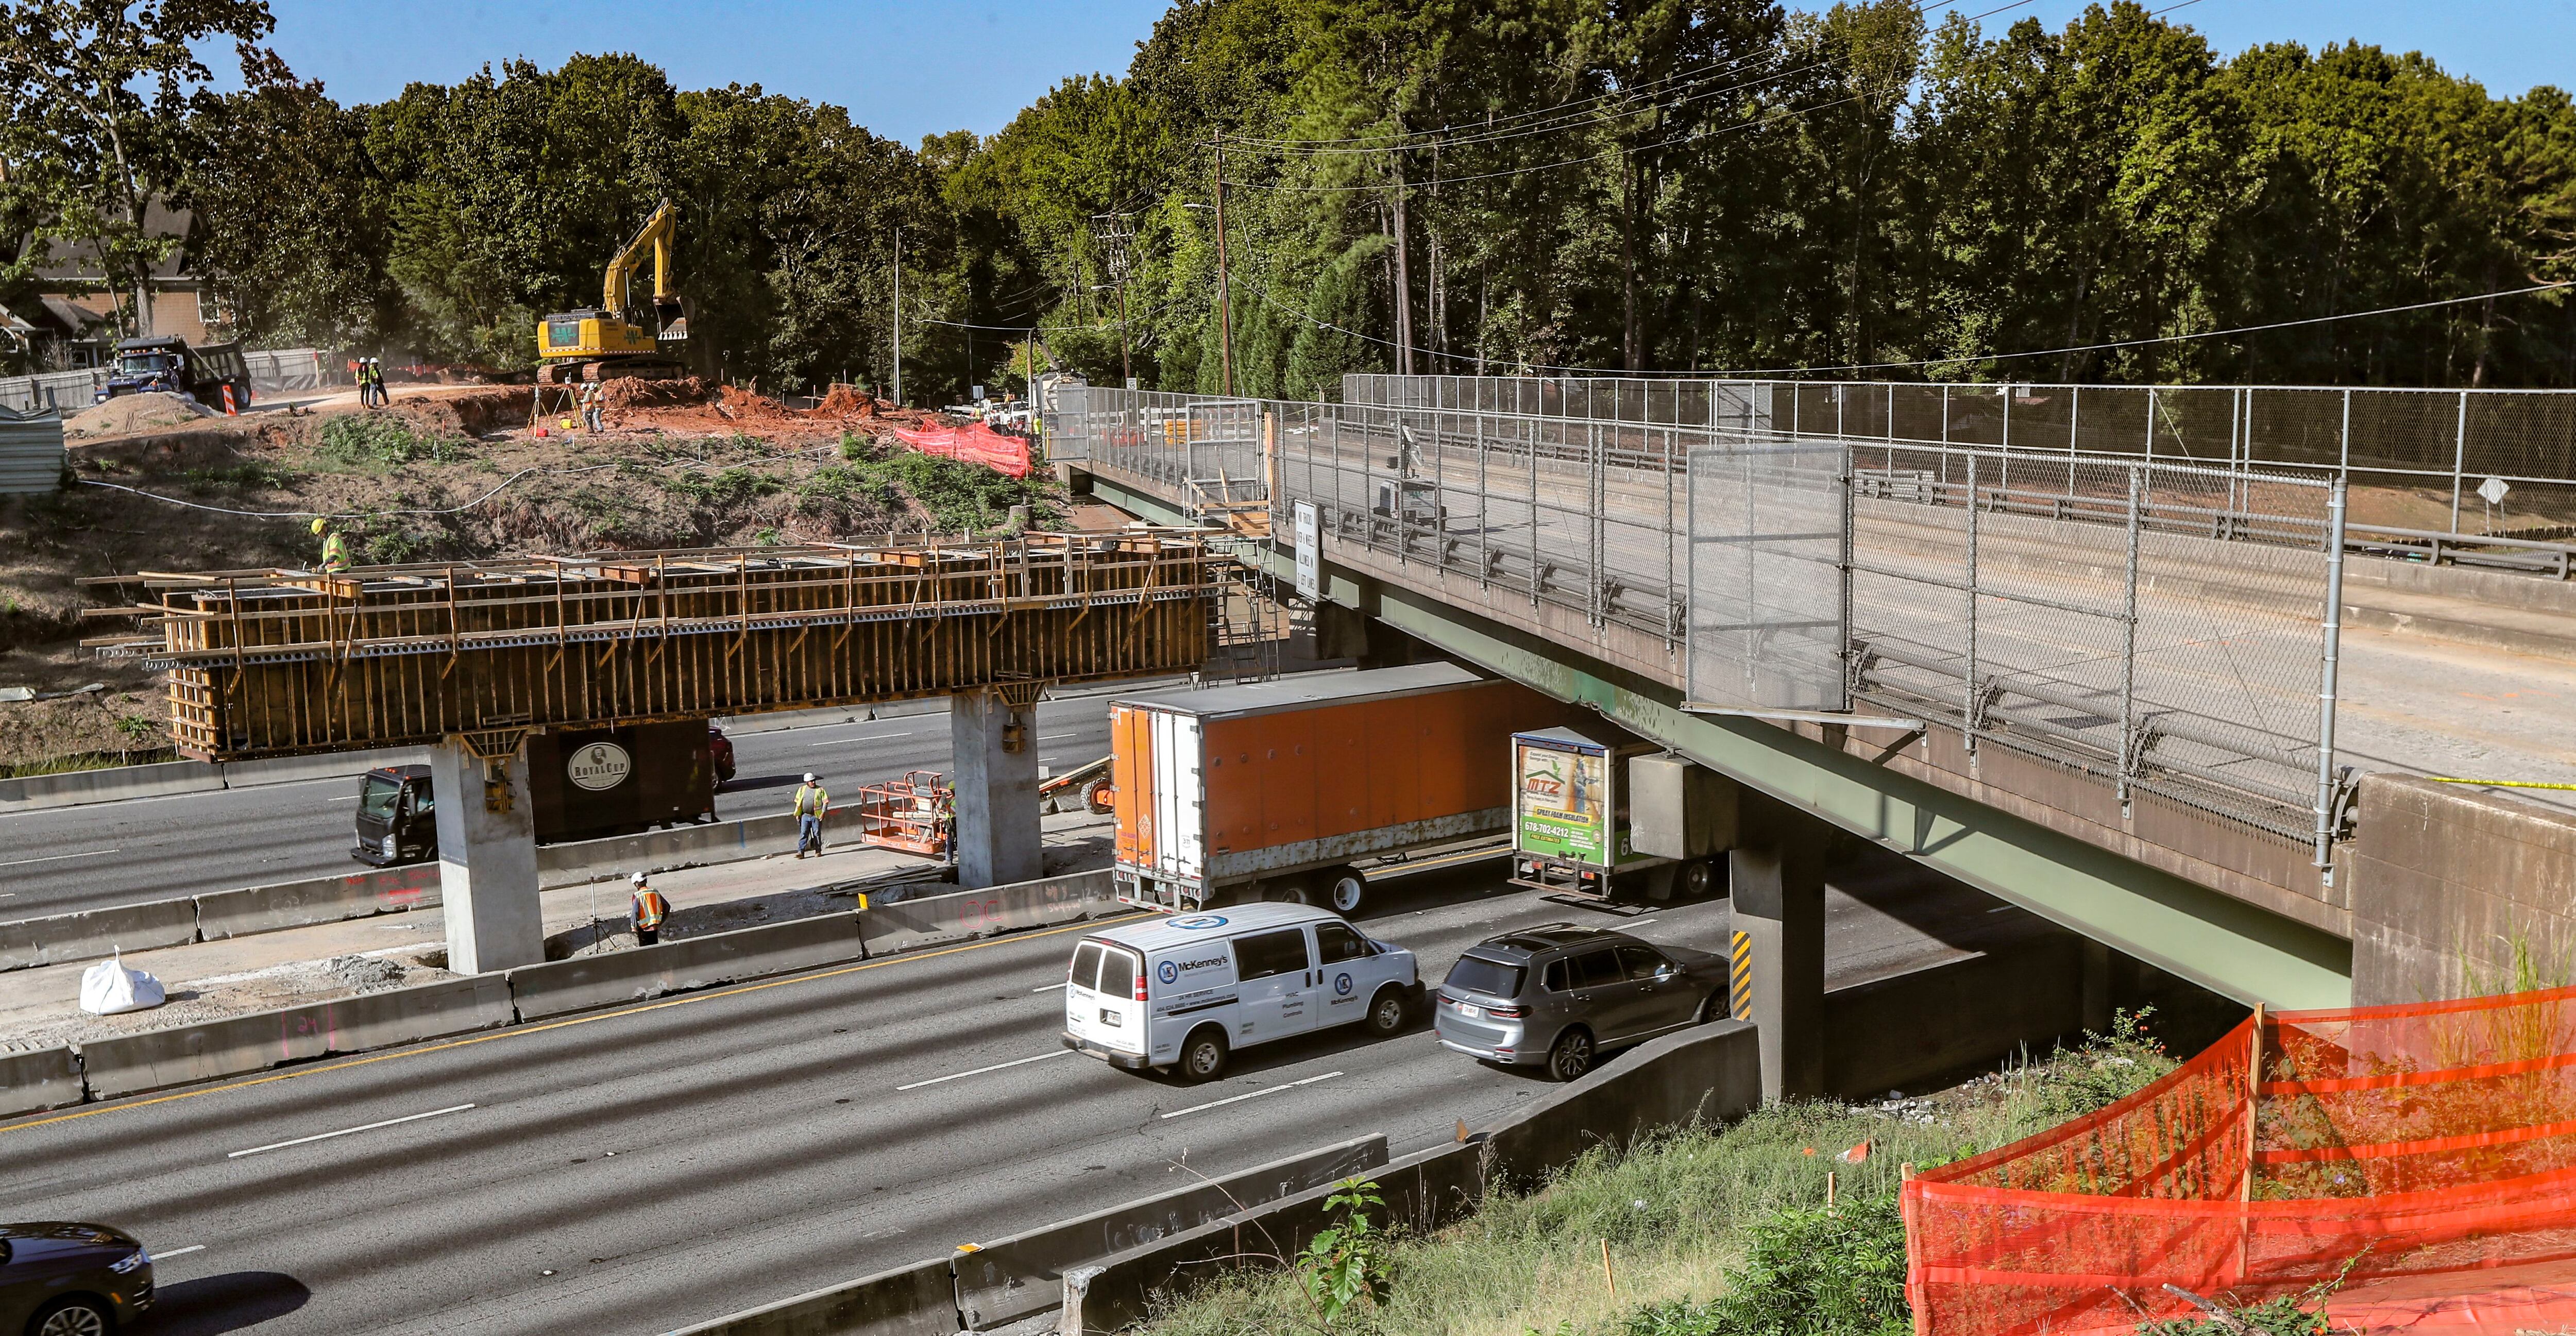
xmin=815 ymin=384 xmax=879 ymax=419
xmin=599 ymin=377 xmax=711 ymax=412
xmin=717 ymin=384 xmax=791 ymax=420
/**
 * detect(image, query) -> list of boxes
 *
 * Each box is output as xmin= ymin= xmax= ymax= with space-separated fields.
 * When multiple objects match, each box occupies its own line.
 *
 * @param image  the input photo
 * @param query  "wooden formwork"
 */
xmin=87 ymin=533 xmax=1223 ymax=761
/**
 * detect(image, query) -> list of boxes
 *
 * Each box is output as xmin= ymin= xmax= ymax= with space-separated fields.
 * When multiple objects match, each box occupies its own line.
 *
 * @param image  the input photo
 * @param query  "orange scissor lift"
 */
xmin=851 ymin=771 xmax=951 ymax=858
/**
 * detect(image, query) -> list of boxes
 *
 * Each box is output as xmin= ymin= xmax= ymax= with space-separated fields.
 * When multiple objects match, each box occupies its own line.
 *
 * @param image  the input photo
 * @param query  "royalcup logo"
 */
xmin=568 ymin=741 xmax=633 ymax=791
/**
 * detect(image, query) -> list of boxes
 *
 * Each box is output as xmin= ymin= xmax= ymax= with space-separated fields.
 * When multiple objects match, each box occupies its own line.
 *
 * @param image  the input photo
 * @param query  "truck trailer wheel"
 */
xmin=1321 ymin=866 xmax=1367 ymax=915
xmin=1175 ymin=1025 xmax=1230 ymax=1083
xmin=1679 ymin=858 xmax=1720 ymax=901
xmin=1084 ymin=780 xmax=1115 ymax=815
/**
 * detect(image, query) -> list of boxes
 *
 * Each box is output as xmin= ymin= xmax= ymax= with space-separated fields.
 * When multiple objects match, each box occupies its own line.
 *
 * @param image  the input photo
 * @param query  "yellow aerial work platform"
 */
xmin=84 ymin=532 xmax=1225 ymax=761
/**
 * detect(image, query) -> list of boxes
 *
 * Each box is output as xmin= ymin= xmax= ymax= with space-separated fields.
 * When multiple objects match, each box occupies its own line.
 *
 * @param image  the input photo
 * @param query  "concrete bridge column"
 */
xmin=951 ymin=688 xmax=1043 ymax=889
xmin=430 ymin=737 xmax=543 ymax=974
xmin=1733 ymin=800 xmax=1827 ymax=1102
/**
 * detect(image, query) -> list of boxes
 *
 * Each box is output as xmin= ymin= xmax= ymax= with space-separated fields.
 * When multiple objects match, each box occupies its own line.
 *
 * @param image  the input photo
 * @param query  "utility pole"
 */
xmin=892 ymin=224 xmax=904 ymax=406
xmin=1213 ymin=139 xmax=1235 ymax=397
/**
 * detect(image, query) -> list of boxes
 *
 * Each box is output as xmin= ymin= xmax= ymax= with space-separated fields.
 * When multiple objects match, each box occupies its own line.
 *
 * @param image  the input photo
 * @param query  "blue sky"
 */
xmin=255 ymin=0 xmax=2572 ymax=146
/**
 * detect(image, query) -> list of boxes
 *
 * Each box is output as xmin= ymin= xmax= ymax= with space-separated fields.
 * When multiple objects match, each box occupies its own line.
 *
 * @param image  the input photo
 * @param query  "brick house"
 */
xmin=8 ymin=198 xmax=215 ymax=370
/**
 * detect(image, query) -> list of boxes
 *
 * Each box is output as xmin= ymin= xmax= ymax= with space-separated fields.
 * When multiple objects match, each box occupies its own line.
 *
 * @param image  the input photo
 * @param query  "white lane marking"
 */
xmin=861 ymin=1226 xmax=906 ymax=1241
xmin=0 ymin=848 xmax=120 ymax=869
xmin=1039 ymin=733 xmax=1083 ymax=740
xmin=1160 ymin=1071 xmax=1344 ymax=1120
xmin=1032 ymin=982 xmax=1067 ymax=991
xmin=154 ymin=1245 xmax=206 ymax=1259
xmin=895 ymin=1050 xmax=1072 ymax=1091
xmin=329 ymin=794 xmax=357 ymax=801
xmin=227 ymin=1103 xmax=475 ymax=1158
xmin=812 ymin=731 xmax=916 ymax=746
xmin=1624 ymin=918 xmax=1658 ymax=929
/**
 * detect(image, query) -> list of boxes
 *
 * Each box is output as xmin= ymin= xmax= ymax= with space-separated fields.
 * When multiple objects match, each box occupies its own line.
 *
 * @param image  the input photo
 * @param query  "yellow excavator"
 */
xmin=535 ymin=198 xmax=690 ymax=383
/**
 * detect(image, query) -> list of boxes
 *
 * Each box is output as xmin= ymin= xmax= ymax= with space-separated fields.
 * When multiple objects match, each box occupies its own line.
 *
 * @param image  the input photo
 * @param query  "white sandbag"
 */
xmin=78 ymin=951 xmax=166 ymax=1015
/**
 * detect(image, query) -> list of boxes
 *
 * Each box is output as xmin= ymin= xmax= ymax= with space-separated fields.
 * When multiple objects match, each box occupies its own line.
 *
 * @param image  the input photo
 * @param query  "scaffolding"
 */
xmin=85 ymin=532 xmax=1227 ymax=761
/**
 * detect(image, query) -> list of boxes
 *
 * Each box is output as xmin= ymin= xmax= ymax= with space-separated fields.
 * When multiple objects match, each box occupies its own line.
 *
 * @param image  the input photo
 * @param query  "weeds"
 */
xmin=175 ymin=461 xmax=300 ymax=493
xmin=312 ymin=414 xmax=465 ymax=469
xmin=1299 ymin=1179 xmax=1395 ymax=1324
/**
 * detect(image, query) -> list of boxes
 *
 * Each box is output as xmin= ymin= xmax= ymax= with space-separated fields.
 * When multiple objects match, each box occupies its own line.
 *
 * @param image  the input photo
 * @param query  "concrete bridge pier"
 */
xmin=1733 ymin=797 xmax=1828 ymax=1102
xmin=950 ymin=687 xmax=1044 ymax=889
xmin=430 ymin=736 xmax=544 ymax=974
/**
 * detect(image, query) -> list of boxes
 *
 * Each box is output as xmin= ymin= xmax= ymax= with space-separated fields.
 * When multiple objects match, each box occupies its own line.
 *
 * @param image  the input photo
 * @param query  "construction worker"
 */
xmin=312 ymin=517 xmax=350 ymax=573
xmin=935 ymin=790 xmax=956 ymax=864
xmin=359 ymin=358 xmax=385 ymax=408
xmin=792 ymin=772 xmax=829 ymax=858
xmin=629 ymin=871 xmax=670 ymax=946
xmin=580 ymin=378 xmax=605 ymax=433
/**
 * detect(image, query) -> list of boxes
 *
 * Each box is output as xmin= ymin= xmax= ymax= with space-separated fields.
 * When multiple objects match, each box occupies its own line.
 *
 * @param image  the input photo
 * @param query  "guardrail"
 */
xmin=0 ymin=870 xmax=1119 ymax=1118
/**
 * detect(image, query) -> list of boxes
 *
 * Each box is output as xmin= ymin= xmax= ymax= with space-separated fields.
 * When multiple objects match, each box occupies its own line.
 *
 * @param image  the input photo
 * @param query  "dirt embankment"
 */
xmin=0 ymin=378 xmax=1060 ymax=771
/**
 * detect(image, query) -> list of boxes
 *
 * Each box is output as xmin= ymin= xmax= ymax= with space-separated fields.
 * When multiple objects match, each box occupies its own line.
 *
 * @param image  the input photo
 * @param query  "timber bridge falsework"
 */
xmin=84 ymin=531 xmax=1230 ymax=972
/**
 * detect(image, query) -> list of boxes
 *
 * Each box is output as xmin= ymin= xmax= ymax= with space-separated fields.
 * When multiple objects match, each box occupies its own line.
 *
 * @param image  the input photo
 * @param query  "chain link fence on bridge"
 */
xmin=1056 ymin=384 xmax=2345 ymax=846
xmin=1349 ymin=374 xmax=2576 ymax=553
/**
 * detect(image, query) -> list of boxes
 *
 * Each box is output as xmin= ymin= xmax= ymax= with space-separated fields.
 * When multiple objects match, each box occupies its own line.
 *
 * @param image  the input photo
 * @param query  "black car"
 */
xmin=1433 ymin=925 xmax=1730 ymax=1081
xmin=0 ymin=1223 xmax=152 ymax=1335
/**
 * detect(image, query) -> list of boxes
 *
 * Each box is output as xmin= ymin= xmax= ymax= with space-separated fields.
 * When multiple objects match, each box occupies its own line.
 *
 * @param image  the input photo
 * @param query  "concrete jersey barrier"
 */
xmin=506 ymin=913 xmax=870 ymax=1021
xmin=858 ymin=869 xmax=1120 ymax=957
xmin=955 ymin=1134 xmax=1388 ymax=1331
xmin=0 ymin=1047 xmax=84 ymax=1120
xmin=662 ymin=1257 xmax=959 ymax=1336
xmin=76 ymin=974 xmax=515 ymax=1100
xmin=195 ymin=863 xmax=445 ymax=941
xmin=0 ymin=897 xmax=198 ymax=971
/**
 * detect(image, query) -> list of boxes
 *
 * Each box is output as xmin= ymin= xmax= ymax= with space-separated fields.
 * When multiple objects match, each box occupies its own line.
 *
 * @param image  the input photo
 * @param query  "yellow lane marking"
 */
xmin=0 ymin=913 xmax=1145 ymax=1138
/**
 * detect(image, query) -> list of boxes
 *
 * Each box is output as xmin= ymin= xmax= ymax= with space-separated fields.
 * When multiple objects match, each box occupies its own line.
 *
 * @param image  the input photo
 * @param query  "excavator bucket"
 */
xmin=655 ymin=296 xmax=690 ymax=342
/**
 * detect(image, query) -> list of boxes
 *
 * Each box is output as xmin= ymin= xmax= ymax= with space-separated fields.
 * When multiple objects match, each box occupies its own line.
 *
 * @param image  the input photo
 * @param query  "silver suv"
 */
xmin=1432 ymin=925 xmax=1728 ymax=1081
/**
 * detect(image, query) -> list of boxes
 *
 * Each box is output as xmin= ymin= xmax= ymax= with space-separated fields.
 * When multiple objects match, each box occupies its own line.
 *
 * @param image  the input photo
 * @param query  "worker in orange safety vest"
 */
xmin=629 ymin=871 xmax=670 ymax=946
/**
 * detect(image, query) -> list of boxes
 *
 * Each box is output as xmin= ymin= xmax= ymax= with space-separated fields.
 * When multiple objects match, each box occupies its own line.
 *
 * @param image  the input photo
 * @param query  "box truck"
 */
xmin=1111 ymin=664 xmax=1582 ymax=914
xmin=351 ymin=720 xmax=715 ymax=866
xmin=1507 ymin=727 xmax=1730 ymax=902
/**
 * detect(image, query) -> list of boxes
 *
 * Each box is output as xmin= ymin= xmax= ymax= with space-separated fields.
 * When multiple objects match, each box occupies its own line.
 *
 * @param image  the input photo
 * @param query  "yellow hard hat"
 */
xmin=311 ymin=517 xmax=329 ymax=535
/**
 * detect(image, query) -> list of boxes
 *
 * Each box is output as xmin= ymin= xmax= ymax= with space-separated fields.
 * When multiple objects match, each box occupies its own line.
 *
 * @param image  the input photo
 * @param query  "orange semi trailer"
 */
xmin=1111 ymin=664 xmax=1583 ymax=914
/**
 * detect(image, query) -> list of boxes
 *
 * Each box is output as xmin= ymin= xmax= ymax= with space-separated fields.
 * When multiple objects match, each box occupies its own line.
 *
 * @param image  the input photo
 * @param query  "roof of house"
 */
xmin=28 ymin=199 xmax=196 ymax=282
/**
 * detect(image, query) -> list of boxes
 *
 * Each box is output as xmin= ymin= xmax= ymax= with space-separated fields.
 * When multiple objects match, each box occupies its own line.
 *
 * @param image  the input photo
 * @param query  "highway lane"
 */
xmin=0 ymin=851 xmax=2055 ymax=1335
xmin=0 ymin=697 xmax=1118 ymax=921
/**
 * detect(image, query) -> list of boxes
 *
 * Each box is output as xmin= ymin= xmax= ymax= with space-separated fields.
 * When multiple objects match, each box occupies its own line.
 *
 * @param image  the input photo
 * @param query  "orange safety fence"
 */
xmin=1904 ymin=986 xmax=2576 ymax=1335
xmin=851 ymin=770 xmax=952 ymax=858
xmin=887 ymin=421 xmax=1033 ymax=478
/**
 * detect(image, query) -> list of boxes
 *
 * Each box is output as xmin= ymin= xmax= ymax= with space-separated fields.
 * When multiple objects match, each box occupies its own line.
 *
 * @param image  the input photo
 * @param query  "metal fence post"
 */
xmin=2315 ymin=477 xmax=2348 ymax=871
xmin=1839 ymin=442 xmax=1856 ymax=713
xmin=2451 ymin=390 xmax=2469 ymax=536
xmin=1529 ymin=414 xmax=1541 ymax=606
xmin=2120 ymin=465 xmax=2143 ymax=809
xmin=1476 ymin=410 xmax=1489 ymax=588
xmin=2069 ymin=383 xmax=2081 ymax=498
xmin=2338 ymin=388 xmax=2352 ymax=484
xmin=1965 ymin=451 xmax=1981 ymax=758
xmin=2144 ymin=386 xmax=2156 ymax=467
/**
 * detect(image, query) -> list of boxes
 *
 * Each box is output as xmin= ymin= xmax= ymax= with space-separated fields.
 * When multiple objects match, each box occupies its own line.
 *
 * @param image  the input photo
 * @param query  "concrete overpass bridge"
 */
xmin=1051 ymin=376 xmax=2576 ymax=1097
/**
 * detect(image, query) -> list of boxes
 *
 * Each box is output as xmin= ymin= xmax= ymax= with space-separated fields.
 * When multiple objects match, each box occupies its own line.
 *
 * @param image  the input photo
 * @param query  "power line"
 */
xmin=1245 ymin=274 xmax=2575 ymax=380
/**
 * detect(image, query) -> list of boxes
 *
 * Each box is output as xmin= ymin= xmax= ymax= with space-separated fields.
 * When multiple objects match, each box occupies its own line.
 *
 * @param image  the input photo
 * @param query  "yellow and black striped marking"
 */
xmin=1730 ymin=930 xmax=1753 ymax=1021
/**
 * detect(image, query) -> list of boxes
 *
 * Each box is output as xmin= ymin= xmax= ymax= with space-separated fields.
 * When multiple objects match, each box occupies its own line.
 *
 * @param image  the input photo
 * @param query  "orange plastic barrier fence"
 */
xmin=888 ymin=422 xmax=1033 ymax=479
xmin=1904 ymin=987 xmax=2576 ymax=1335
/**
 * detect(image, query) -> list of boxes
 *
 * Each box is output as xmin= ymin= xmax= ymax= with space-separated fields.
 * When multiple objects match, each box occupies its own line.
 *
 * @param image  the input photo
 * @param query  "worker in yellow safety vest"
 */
xmin=629 ymin=871 xmax=670 ymax=946
xmin=312 ymin=517 xmax=350 ymax=573
xmin=792 ymin=773 xmax=829 ymax=858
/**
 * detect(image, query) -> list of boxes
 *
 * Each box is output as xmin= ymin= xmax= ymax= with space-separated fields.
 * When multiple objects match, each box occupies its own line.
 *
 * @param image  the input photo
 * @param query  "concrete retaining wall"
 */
xmin=1824 ymin=935 xmax=2085 ymax=1096
xmin=533 ymin=807 xmax=871 ymax=886
xmin=195 ymin=863 xmax=445 ymax=940
xmin=77 ymin=974 xmax=515 ymax=1100
xmin=859 ymin=869 xmax=1118 ymax=956
xmin=0 ymin=1046 xmax=83 ymax=1119
xmin=663 ymin=1258 xmax=959 ymax=1336
xmin=956 ymin=1135 xmax=1387 ymax=1331
xmin=0 ymin=897 xmax=199 ymax=971
xmin=1479 ymin=1019 xmax=1760 ymax=1190
xmin=0 ymin=745 xmax=427 ymax=813
xmin=2351 ymin=773 xmax=2576 ymax=1006
xmin=506 ymin=913 xmax=870 ymax=1021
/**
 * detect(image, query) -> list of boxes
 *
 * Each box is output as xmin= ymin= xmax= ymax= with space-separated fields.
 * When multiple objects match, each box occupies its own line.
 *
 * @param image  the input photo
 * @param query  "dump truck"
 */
xmin=94 ymin=335 xmax=251 ymax=410
xmin=1507 ymin=726 xmax=1732 ymax=903
xmin=1110 ymin=663 xmax=1584 ymax=914
xmin=352 ymin=720 xmax=715 ymax=866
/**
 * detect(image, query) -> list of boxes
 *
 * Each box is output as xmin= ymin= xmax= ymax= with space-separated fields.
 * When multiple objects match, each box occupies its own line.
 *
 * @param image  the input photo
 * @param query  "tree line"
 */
xmin=6 ymin=0 xmax=2572 ymax=400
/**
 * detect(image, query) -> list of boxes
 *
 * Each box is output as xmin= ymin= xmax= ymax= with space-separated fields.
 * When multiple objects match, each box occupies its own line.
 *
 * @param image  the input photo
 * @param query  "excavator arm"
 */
xmin=601 ymin=199 xmax=687 ymax=340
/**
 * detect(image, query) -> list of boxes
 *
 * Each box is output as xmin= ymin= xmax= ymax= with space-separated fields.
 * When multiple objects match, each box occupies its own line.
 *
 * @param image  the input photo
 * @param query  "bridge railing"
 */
xmin=1349 ymin=374 xmax=2576 ymax=548
xmin=1074 ymin=385 xmax=2345 ymax=850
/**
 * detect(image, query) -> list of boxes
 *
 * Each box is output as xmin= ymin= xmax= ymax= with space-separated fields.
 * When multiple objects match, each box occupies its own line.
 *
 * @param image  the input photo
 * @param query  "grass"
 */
xmin=310 ymin=414 xmax=467 ymax=470
xmin=817 ymin=432 xmax=1062 ymax=533
xmin=3 ymin=748 xmax=180 ymax=778
xmin=1132 ymin=1011 xmax=2176 ymax=1336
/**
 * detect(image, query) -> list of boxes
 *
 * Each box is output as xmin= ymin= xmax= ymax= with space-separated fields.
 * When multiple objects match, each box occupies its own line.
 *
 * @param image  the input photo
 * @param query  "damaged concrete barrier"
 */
xmin=0 ymin=896 xmax=199 ymax=971
xmin=0 ymin=1046 xmax=84 ymax=1119
xmin=663 ymin=1257 xmax=958 ymax=1336
xmin=77 ymin=974 xmax=515 ymax=1101
xmin=858 ymin=869 xmax=1118 ymax=957
xmin=194 ymin=863 xmax=445 ymax=941
xmin=504 ymin=912 xmax=869 ymax=1021
xmin=1479 ymin=1019 xmax=1759 ymax=1187
xmin=955 ymin=1135 xmax=1388 ymax=1332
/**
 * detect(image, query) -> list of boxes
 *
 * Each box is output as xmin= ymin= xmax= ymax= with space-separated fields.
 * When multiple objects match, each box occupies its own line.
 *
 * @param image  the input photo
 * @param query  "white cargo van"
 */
xmin=1061 ymin=903 xmax=1422 ymax=1081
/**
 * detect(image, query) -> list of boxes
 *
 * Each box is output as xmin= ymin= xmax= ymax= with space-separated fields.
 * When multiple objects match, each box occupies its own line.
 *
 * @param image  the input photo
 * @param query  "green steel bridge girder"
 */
xmin=1090 ymin=472 xmax=2352 ymax=1010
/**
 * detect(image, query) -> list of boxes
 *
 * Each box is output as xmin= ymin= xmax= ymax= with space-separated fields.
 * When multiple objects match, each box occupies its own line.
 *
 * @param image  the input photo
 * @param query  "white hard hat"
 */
xmin=803 ymin=772 xmax=817 ymax=783
xmin=630 ymin=871 xmax=648 ymax=885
